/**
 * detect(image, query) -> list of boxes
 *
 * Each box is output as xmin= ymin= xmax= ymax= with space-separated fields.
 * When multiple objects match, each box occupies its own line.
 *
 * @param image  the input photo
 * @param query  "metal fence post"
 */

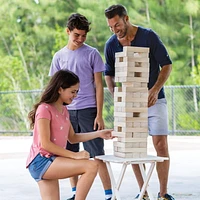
xmin=171 ymin=86 xmax=175 ymax=135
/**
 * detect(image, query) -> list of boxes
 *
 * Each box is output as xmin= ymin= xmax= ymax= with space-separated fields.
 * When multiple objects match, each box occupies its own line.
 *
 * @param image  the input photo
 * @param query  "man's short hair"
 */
xmin=105 ymin=4 xmax=127 ymax=19
xmin=67 ymin=13 xmax=91 ymax=32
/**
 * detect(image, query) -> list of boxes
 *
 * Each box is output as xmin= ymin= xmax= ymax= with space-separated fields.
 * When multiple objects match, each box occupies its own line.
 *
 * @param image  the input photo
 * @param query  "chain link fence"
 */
xmin=0 ymin=86 xmax=200 ymax=135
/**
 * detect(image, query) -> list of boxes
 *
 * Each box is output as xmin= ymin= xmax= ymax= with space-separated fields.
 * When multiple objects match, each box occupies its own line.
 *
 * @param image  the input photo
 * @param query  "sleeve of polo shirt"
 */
xmin=104 ymin=42 xmax=115 ymax=76
xmin=149 ymin=30 xmax=172 ymax=67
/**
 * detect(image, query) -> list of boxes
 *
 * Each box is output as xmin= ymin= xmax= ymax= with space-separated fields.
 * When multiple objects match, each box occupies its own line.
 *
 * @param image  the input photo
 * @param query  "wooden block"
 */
xmin=115 ymin=110 xmax=148 ymax=116
xmin=115 ymin=51 xmax=149 ymax=59
xmin=114 ymin=103 xmax=148 ymax=111
xmin=114 ymin=92 xmax=148 ymax=99
xmin=114 ymin=116 xmax=148 ymax=123
xmin=122 ymin=82 xmax=148 ymax=88
xmin=115 ymin=76 xmax=149 ymax=83
xmin=139 ymin=142 xmax=147 ymax=148
xmin=114 ymin=92 xmax=148 ymax=102
xmin=114 ymin=111 xmax=148 ymax=118
xmin=117 ymin=106 xmax=148 ymax=112
xmin=119 ymin=127 xmax=148 ymax=133
xmin=133 ymin=122 xmax=141 ymax=127
xmin=115 ymin=56 xmax=149 ymax=63
xmin=140 ymin=122 xmax=148 ymax=127
xmin=115 ymin=96 xmax=148 ymax=103
xmin=114 ymin=122 xmax=148 ymax=129
xmin=113 ymin=127 xmax=148 ymax=134
xmin=114 ymin=146 xmax=147 ymax=153
xmin=115 ymin=87 xmax=148 ymax=93
xmin=132 ymin=132 xmax=148 ymax=138
xmin=114 ymin=112 xmax=133 ymax=118
xmin=118 ymin=137 xmax=147 ymax=143
xmin=135 ymin=62 xmax=149 ymax=68
xmin=114 ymin=151 xmax=135 ymax=158
xmin=114 ymin=120 xmax=148 ymax=129
xmin=116 ymin=123 xmax=148 ymax=131
xmin=115 ymin=51 xmax=126 ymax=58
xmin=115 ymin=61 xmax=149 ymax=69
xmin=113 ymin=141 xmax=134 ymax=148
xmin=114 ymin=141 xmax=147 ymax=148
xmin=114 ymin=151 xmax=147 ymax=158
xmin=114 ymin=101 xmax=148 ymax=108
xmin=123 ymin=46 xmax=149 ymax=53
xmin=115 ymin=62 xmax=149 ymax=71
xmin=114 ymin=122 xmax=148 ymax=133
xmin=114 ymin=101 xmax=137 ymax=107
xmin=115 ymin=72 xmax=149 ymax=80
xmin=112 ymin=131 xmax=133 ymax=138
xmin=113 ymin=132 xmax=148 ymax=139
xmin=133 ymin=102 xmax=142 ymax=107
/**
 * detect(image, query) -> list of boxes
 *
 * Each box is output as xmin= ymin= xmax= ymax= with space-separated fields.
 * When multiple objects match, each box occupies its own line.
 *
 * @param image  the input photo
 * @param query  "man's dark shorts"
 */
xmin=66 ymin=107 xmax=105 ymax=157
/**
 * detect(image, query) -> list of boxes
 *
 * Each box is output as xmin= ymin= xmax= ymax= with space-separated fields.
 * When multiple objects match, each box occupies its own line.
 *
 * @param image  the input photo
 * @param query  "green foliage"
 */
xmin=191 ymin=55 xmax=200 ymax=85
xmin=165 ymin=85 xmax=200 ymax=135
xmin=178 ymin=113 xmax=200 ymax=130
xmin=103 ymin=89 xmax=114 ymax=129
xmin=0 ymin=0 xmax=200 ymax=134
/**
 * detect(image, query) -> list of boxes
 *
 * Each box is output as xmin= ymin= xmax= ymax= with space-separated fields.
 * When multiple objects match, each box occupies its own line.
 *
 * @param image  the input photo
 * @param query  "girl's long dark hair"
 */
xmin=28 ymin=70 xmax=79 ymax=129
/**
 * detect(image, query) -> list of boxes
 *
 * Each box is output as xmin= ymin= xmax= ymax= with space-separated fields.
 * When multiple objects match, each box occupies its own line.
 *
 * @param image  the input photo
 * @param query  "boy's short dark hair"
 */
xmin=67 ymin=13 xmax=91 ymax=32
xmin=105 ymin=4 xmax=127 ymax=19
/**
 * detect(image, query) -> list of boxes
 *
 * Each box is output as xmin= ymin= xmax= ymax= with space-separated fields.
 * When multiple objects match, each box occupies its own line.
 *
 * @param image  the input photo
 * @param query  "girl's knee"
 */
xmin=87 ymin=160 xmax=98 ymax=175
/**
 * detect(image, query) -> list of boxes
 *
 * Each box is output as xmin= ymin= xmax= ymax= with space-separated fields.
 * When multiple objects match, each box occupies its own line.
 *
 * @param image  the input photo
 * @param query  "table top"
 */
xmin=95 ymin=154 xmax=169 ymax=164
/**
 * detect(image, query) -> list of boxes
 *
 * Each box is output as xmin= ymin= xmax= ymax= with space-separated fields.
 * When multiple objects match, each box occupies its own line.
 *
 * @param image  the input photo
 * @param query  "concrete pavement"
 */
xmin=0 ymin=136 xmax=200 ymax=200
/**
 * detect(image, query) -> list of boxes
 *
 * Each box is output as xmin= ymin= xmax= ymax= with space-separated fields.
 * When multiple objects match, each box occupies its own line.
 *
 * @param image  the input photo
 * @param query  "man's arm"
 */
xmin=148 ymin=64 xmax=172 ymax=107
xmin=94 ymin=72 xmax=104 ymax=130
xmin=105 ymin=75 xmax=115 ymax=97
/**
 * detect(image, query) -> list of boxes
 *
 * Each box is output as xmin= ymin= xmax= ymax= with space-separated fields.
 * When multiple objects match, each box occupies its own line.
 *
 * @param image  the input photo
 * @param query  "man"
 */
xmin=49 ymin=13 xmax=112 ymax=200
xmin=104 ymin=4 xmax=174 ymax=200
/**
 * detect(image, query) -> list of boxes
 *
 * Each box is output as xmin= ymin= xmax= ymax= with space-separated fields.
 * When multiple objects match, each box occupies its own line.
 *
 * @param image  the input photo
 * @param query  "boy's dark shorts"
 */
xmin=67 ymin=107 xmax=105 ymax=157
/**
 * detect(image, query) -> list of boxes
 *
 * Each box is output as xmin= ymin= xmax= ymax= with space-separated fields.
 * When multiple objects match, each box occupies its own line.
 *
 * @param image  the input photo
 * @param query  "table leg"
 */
xmin=138 ymin=162 xmax=156 ymax=200
xmin=115 ymin=163 xmax=128 ymax=190
xmin=105 ymin=162 xmax=128 ymax=200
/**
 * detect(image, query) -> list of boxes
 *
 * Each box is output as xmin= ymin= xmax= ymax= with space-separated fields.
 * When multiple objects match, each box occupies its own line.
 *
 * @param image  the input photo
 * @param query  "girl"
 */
xmin=26 ymin=70 xmax=113 ymax=200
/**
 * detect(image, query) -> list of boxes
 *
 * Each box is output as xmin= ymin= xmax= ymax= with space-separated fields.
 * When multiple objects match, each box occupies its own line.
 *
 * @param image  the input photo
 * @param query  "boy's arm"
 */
xmin=94 ymin=72 xmax=105 ymax=130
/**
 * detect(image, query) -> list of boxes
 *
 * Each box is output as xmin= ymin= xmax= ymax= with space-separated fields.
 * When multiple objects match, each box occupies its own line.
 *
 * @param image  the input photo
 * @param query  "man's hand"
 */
xmin=148 ymin=88 xmax=159 ymax=107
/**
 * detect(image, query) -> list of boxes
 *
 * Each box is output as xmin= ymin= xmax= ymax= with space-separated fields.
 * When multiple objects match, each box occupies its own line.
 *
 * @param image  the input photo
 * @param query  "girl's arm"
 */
xmin=38 ymin=118 xmax=84 ymax=159
xmin=68 ymin=123 xmax=113 ymax=144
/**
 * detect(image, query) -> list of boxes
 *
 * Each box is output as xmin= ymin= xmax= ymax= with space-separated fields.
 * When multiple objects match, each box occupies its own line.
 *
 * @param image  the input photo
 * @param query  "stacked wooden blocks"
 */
xmin=113 ymin=46 xmax=150 ymax=158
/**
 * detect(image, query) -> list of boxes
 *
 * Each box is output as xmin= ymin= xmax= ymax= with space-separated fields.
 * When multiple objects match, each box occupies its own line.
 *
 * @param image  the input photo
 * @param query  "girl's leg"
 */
xmin=38 ymin=179 xmax=59 ymax=200
xmin=75 ymin=163 xmax=97 ymax=200
xmin=43 ymin=157 xmax=98 ymax=200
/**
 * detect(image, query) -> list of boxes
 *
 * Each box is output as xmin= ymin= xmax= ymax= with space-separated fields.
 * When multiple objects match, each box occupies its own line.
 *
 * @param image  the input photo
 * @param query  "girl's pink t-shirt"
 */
xmin=26 ymin=103 xmax=70 ymax=167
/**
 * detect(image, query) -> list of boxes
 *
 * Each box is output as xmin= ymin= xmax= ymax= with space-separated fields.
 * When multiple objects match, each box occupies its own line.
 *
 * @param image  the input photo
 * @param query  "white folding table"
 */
xmin=95 ymin=155 xmax=168 ymax=200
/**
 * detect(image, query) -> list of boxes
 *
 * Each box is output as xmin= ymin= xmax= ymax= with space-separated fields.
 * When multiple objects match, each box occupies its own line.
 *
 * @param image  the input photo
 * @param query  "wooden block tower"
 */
xmin=113 ymin=46 xmax=150 ymax=158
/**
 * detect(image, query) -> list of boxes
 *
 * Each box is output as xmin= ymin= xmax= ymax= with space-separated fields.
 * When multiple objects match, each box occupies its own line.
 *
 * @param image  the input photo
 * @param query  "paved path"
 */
xmin=0 ymin=136 xmax=199 ymax=200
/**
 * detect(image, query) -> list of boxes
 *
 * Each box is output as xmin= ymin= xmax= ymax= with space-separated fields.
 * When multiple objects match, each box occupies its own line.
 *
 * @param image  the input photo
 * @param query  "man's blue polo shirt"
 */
xmin=104 ymin=26 xmax=172 ymax=99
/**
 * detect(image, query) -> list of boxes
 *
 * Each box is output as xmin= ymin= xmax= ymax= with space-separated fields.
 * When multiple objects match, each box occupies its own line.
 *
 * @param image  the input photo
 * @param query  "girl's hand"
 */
xmin=98 ymin=129 xmax=114 ymax=140
xmin=73 ymin=150 xmax=90 ymax=160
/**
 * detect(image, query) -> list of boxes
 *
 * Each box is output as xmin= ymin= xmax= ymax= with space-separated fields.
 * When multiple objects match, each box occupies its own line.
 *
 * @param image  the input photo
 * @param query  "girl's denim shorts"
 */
xmin=28 ymin=153 xmax=56 ymax=182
